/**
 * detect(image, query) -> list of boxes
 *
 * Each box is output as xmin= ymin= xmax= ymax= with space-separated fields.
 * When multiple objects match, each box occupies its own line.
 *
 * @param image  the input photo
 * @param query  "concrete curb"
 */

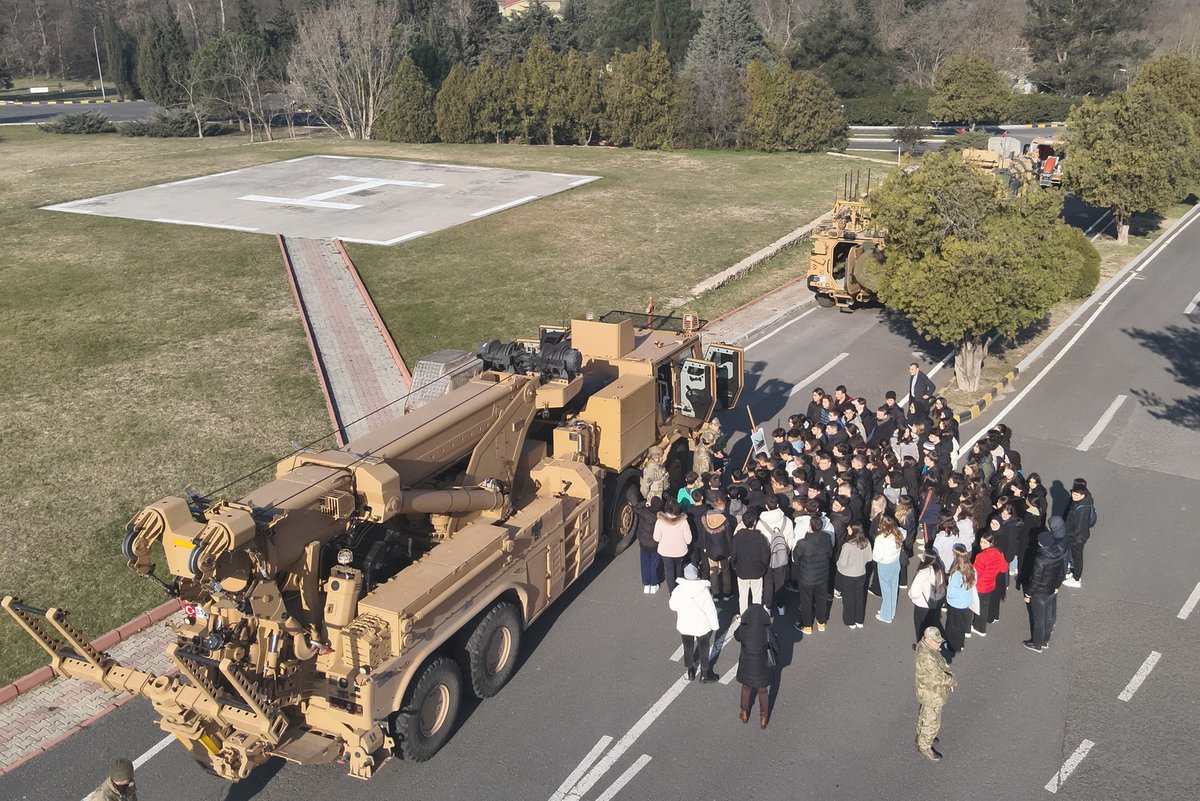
xmin=0 ymin=599 xmax=181 ymax=708
xmin=687 ymin=213 xmax=832 ymax=299
xmin=0 ymin=98 xmax=138 ymax=105
xmin=952 ymin=368 xmax=1020 ymax=424
xmin=334 ymin=239 xmax=414 ymax=387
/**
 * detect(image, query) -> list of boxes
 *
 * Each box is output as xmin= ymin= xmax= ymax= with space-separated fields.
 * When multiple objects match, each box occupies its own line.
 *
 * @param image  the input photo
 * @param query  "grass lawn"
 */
xmin=0 ymin=126 xmax=871 ymax=684
xmin=1 ymin=77 xmax=114 ymax=102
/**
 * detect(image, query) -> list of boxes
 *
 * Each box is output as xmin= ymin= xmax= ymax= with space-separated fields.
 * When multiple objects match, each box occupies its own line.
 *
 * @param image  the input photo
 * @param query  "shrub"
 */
xmin=118 ymin=109 xmax=223 ymax=138
xmin=843 ymin=87 xmax=933 ymax=125
xmin=37 ymin=111 xmax=116 ymax=134
xmin=1003 ymin=93 xmax=1082 ymax=124
xmin=939 ymin=130 xmax=990 ymax=152
xmin=1053 ymin=223 xmax=1102 ymax=299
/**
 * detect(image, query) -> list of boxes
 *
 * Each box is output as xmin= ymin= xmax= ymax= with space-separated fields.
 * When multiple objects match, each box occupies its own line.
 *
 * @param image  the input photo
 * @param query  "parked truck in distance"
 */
xmin=4 ymin=312 xmax=743 ymax=782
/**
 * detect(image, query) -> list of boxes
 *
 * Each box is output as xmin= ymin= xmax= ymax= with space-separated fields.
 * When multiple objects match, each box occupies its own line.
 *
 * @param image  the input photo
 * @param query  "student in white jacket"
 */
xmin=756 ymin=497 xmax=795 ymax=616
xmin=670 ymin=563 xmax=721 ymax=681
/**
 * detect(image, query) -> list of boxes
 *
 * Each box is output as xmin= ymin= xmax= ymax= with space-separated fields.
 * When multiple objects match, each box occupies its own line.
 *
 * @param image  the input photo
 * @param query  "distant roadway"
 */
xmin=0 ymin=100 xmax=158 ymax=124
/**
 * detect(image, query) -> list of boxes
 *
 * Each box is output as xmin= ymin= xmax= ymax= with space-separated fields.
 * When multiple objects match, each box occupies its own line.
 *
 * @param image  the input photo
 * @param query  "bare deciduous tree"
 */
xmin=286 ymin=0 xmax=412 ymax=140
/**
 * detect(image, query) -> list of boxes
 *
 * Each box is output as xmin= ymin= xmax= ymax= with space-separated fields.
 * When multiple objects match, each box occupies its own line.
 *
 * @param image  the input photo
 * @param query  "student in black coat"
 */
xmin=792 ymin=516 xmax=834 ymax=632
xmin=734 ymin=593 xmax=780 ymax=729
xmin=731 ymin=510 xmax=771 ymax=615
xmin=635 ymin=496 xmax=664 ymax=592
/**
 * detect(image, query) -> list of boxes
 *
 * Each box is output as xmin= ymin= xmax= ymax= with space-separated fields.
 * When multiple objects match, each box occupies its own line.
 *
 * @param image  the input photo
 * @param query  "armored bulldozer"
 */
xmin=4 ymin=312 xmax=742 ymax=782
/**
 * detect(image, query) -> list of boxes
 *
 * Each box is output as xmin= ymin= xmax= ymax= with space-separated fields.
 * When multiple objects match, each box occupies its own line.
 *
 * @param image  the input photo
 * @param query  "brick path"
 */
xmin=280 ymin=237 xmax=412 ymax=443
xmin=701 ymin=277 xmax=815 ymax=347
xmin=0 ymin=615 xmax=177 ymax=774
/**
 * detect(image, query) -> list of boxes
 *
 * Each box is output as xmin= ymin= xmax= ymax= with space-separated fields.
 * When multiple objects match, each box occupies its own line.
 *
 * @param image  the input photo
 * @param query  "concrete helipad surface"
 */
xmin=42 ymin=155 xmax=599 ymax=245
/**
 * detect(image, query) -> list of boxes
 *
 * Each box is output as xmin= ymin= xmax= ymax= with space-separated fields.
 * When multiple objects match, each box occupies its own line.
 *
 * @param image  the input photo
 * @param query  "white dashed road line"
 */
xmin=1185 ymin=289 xmax=1200 ymax=315
xmin=787 ymin=353 xmax=850 ymax=397
xmin=1075 ymin=394 xmax=1127 ymax=451
xmin=1118 ymin=651 xmax=1162 ymax=702
xmin=1044 ymin=738 xmax=1095 ymax=794
xmin=1178 ymin=581 xmax=1200 ymax=620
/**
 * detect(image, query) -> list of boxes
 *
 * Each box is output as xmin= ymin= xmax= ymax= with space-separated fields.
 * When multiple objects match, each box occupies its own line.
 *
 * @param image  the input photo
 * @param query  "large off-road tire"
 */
xmin=461 ymin=601 xmax=522 ymax=699
xmin=815 ymin=293 xmax=836 ymax=308
xmin=601 ymin=470 xmax=640 ymax=557
xmin=392 ymin=656 xmax=463 ymax=762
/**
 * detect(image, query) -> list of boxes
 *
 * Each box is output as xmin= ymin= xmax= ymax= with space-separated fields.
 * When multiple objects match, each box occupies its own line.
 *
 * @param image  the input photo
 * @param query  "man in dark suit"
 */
xmin=908 ymin=362 xmax=936 ymax=416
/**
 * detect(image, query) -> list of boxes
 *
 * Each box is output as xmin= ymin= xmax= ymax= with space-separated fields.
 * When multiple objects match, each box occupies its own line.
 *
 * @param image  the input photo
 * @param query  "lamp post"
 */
xmin=92 ymin=25 xmax=107 ymax=101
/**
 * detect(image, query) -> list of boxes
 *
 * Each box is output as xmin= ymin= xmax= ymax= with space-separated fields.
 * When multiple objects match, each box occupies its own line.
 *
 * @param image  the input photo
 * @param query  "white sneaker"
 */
xmin=1062 ymin=578 xmax=1081 ymax=588
xmin=855 ymin=623 xmax=864 ymax=629
xmin=965 ymin=631 xmax=972 ymax=638
xmin=834 ymin=590 xmax=842 ymax=599
xmin=875 ymin=613 xmax=892 ymax=623
xmin=650 ymin=584 xmax=660 ymax=594
xmin=972 ymin=627 xmax=987 ymax=637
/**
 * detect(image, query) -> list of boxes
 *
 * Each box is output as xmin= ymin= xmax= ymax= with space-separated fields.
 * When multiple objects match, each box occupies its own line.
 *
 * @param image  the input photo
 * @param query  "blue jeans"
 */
xmin=877 ymin=559 xmax=901 ymax=621
xmin=640 ymin=548 xmax=661 ymax=586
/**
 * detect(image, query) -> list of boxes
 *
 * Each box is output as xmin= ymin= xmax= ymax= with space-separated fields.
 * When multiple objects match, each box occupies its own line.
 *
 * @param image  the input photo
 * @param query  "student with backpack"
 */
xmin=756 ymin=496 xmax=794 ymax=615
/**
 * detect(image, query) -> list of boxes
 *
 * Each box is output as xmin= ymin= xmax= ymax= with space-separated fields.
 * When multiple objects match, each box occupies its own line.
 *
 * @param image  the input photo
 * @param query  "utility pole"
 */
xmin=92 ymin=25 xmax=107 ymax=101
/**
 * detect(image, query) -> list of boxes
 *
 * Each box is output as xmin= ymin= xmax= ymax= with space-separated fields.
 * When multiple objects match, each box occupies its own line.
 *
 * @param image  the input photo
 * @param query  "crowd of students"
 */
xmin=635 ymin=365 xmax=1099 ymax=723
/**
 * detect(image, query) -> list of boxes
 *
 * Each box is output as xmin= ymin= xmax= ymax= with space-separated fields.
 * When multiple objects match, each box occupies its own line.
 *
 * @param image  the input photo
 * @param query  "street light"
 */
xmin=92 ymin=25 xmax=107 ymax=102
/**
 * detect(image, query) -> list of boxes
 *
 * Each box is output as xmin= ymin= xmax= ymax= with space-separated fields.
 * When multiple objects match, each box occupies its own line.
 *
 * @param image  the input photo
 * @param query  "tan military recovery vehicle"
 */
xmin=4 ymin=312 xmax=743 ymax=782
xmin=805 ymin=197 xmax=886 ymax=309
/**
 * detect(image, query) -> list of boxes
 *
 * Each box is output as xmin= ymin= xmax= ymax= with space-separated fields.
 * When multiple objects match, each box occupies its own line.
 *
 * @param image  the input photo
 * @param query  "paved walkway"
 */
xmin=0 ymin=616 xmax=176 ymax=774
xmin=701 ymin=278 xmax=815 ymax=347
xmin=280 ymin=237 xmax=412 ymax=443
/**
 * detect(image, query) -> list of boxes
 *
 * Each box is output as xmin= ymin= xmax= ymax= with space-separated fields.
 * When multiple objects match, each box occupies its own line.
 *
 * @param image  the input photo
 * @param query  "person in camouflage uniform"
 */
xmin=692 ymin=430 xmax=715 ymax=477
xmin=87 ymin=758 xmax=137 ymax=801
xmin=914 ymin=626 xmax=955 ymax=762
xmin=640 ymin=445 xmax=668 ymax=502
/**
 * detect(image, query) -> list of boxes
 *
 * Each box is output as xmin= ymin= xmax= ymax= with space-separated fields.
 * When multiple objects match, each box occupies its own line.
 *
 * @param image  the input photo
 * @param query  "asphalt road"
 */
xmin=0 ymin=101 xmax=158 ymax=124
xmin=849 ymin=125 xmax=1064 ymax=153
xmin=8 ymin=205 xmax=1196 ymax=801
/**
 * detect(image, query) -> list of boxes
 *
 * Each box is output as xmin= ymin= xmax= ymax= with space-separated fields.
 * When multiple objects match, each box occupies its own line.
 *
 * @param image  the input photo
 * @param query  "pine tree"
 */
xmin=264 ymin=0 xmax=297 ymax=79
xmin=465 ymin=0 xmax=502 ymax=66
xmin=472 ymin=57 xmax=519 ymax=143
xmin=927 ymin=54 xmax=1011 ymax=130
xmin=102 ymin=11 xmax=140 ymax=100
xmin=604 ymin=42 xmax=674 ymax=149
xmin=743 ymin=62 xmax=847 ymax=152
xmin=517 ymin=35 xmax=569 ymax=144
xmin=434 ymin=62 xmax=476 ymax=143
xmin=136 ymin=12 xmax=191 ymax=106
xmin=237 ymin=0 xmax=261 ymax=38
xmin=683 ymin=0 xmax=769 ymax=74
xmin=563 ymin=49 xmax=605 ymax=145
xmin=375 ymin=58 xmax=436 ymax=142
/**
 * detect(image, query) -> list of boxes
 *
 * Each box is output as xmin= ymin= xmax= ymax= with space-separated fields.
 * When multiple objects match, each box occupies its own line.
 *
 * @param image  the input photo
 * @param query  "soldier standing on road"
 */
xmin=1062 ymin=478 xmax=1095 ymax=588
xmin=914 ymin=627 xmax=955 ymax=762
xmin=87 ymin=758 xmax=137 ymax=801
xmin=640 ymin=446 xmax=668 ymax=502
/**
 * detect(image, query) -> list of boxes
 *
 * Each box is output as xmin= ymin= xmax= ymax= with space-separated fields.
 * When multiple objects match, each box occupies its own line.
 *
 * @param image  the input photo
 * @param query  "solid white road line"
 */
xmin=719 ymin=663 xmax=739 ymax=684
xmin=1178 ymin=581 xmax=1200 ymax=620
xmin=78 ymin=734 xmax=176 ymax=801
xmin=955 ymin=205 xmax=1200 ymax=461
xmin=670 ymin=644 xmax=683 ymax=662
xmin=593 ymin=754 xmax=652 ymax=801
xmin=548 ymin=736 xmax=613 ymax=801
xmin=153 ymin=218 xmax=259 ymax=233
xmin=1075 ymin=394 xmax=1127 ymax=451
xmin=744 ymin=307 xmax=817 ymax=351
xmin=1118 ymin=651 xmax=1162 ymax=702
xmin=471 ymin=195 xmax=539 ymax=217
xmin=569 ymin=177 xmax=600 ymax=187
xmin=787 ymin=353 xmax=850 ymax=397
xmin=239 ymin=194 xmax=361 ymax=210
xmin=1185 ymin=289 xmax=1200 ymax=315
xmin=1044 ymin=738 xmax=1095 ymax=793
xmin=44 ymin=206 xmax=97 ymax=214
xmin=899 ymin=348 xmax=956 ymax=408
xmin=313 ymin=154 xmax=352 ymax=159
xmin=561 ymin=673 xmax=691 ymax=801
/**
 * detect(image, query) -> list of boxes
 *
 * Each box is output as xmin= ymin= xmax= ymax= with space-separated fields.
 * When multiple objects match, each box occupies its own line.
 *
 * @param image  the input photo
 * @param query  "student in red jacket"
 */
xmin=972 ymin=531 xmax=1008 ymax=635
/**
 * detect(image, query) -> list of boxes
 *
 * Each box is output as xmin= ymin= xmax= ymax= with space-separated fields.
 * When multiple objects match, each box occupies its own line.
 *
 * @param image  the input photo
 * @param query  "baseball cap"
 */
xmin=110 ymin=758 xmax=134 ymax=783
xmin=923 ymin=626 xmax=945 ymax=643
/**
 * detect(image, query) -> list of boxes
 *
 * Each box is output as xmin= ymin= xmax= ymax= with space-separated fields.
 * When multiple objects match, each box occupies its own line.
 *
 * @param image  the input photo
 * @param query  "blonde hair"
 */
xmin=951 ymin=549 xmax=976 ymax=589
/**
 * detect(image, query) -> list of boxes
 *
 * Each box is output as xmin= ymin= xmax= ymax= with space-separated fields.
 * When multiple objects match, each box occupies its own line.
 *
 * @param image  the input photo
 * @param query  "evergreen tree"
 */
xmin=516 ymin=35 xmax=569 ymax=144
xmin=603 ymin=42 xmax=674 ymax=149
xmin=237 ymin=0 xmax=262 ymax=38
xmin=434 ymin=61 xmax=476 ymax=143
xmin=472 ymin=56 xmax=519 ymax=143
xmin=1131 ymin=52 xmax=1200 ymax=132
xmin=683 ymin=0 xmax=770 ymax=74
xmin=563 ymin=48 xmax=605 ymax=145
xmin=464 ymin=0 xmax=503 ymax=66
xmin=1025 ymin=0 xmax=1151 ymax=95
xmin=264 ymin=0 xmax=297 ymax=79
xmin=485 ymin=1 xmax=571 ymax=63
xmin=375 ymin=58 xmax=436 ymax=142
xmin=102 ymin=12 xmax=140 ymax=100
xmin=136 ymin=12 xmax=191 ymax=106
xmin=869 ymin=153 xmax=1076 ymax=390
xmin=743 ymin=61 xmax=846 ymax=152
xmin=786 ymin=6 xmax=895 ymax=98
xmin=1063 ymin=85 xmax=1200 ymax=244
xmin=595 ymin=0 xmax=697 ymax=66
xmin=928 ymin=54 xmax=1011 ymax=129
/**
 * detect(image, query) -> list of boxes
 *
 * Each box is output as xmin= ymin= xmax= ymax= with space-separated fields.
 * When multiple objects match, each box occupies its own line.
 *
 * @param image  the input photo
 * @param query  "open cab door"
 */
xmin=677 ymin=358 xmax=717 ymax=421
xmin=702 ymin=344 xmax=744 ymax=410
